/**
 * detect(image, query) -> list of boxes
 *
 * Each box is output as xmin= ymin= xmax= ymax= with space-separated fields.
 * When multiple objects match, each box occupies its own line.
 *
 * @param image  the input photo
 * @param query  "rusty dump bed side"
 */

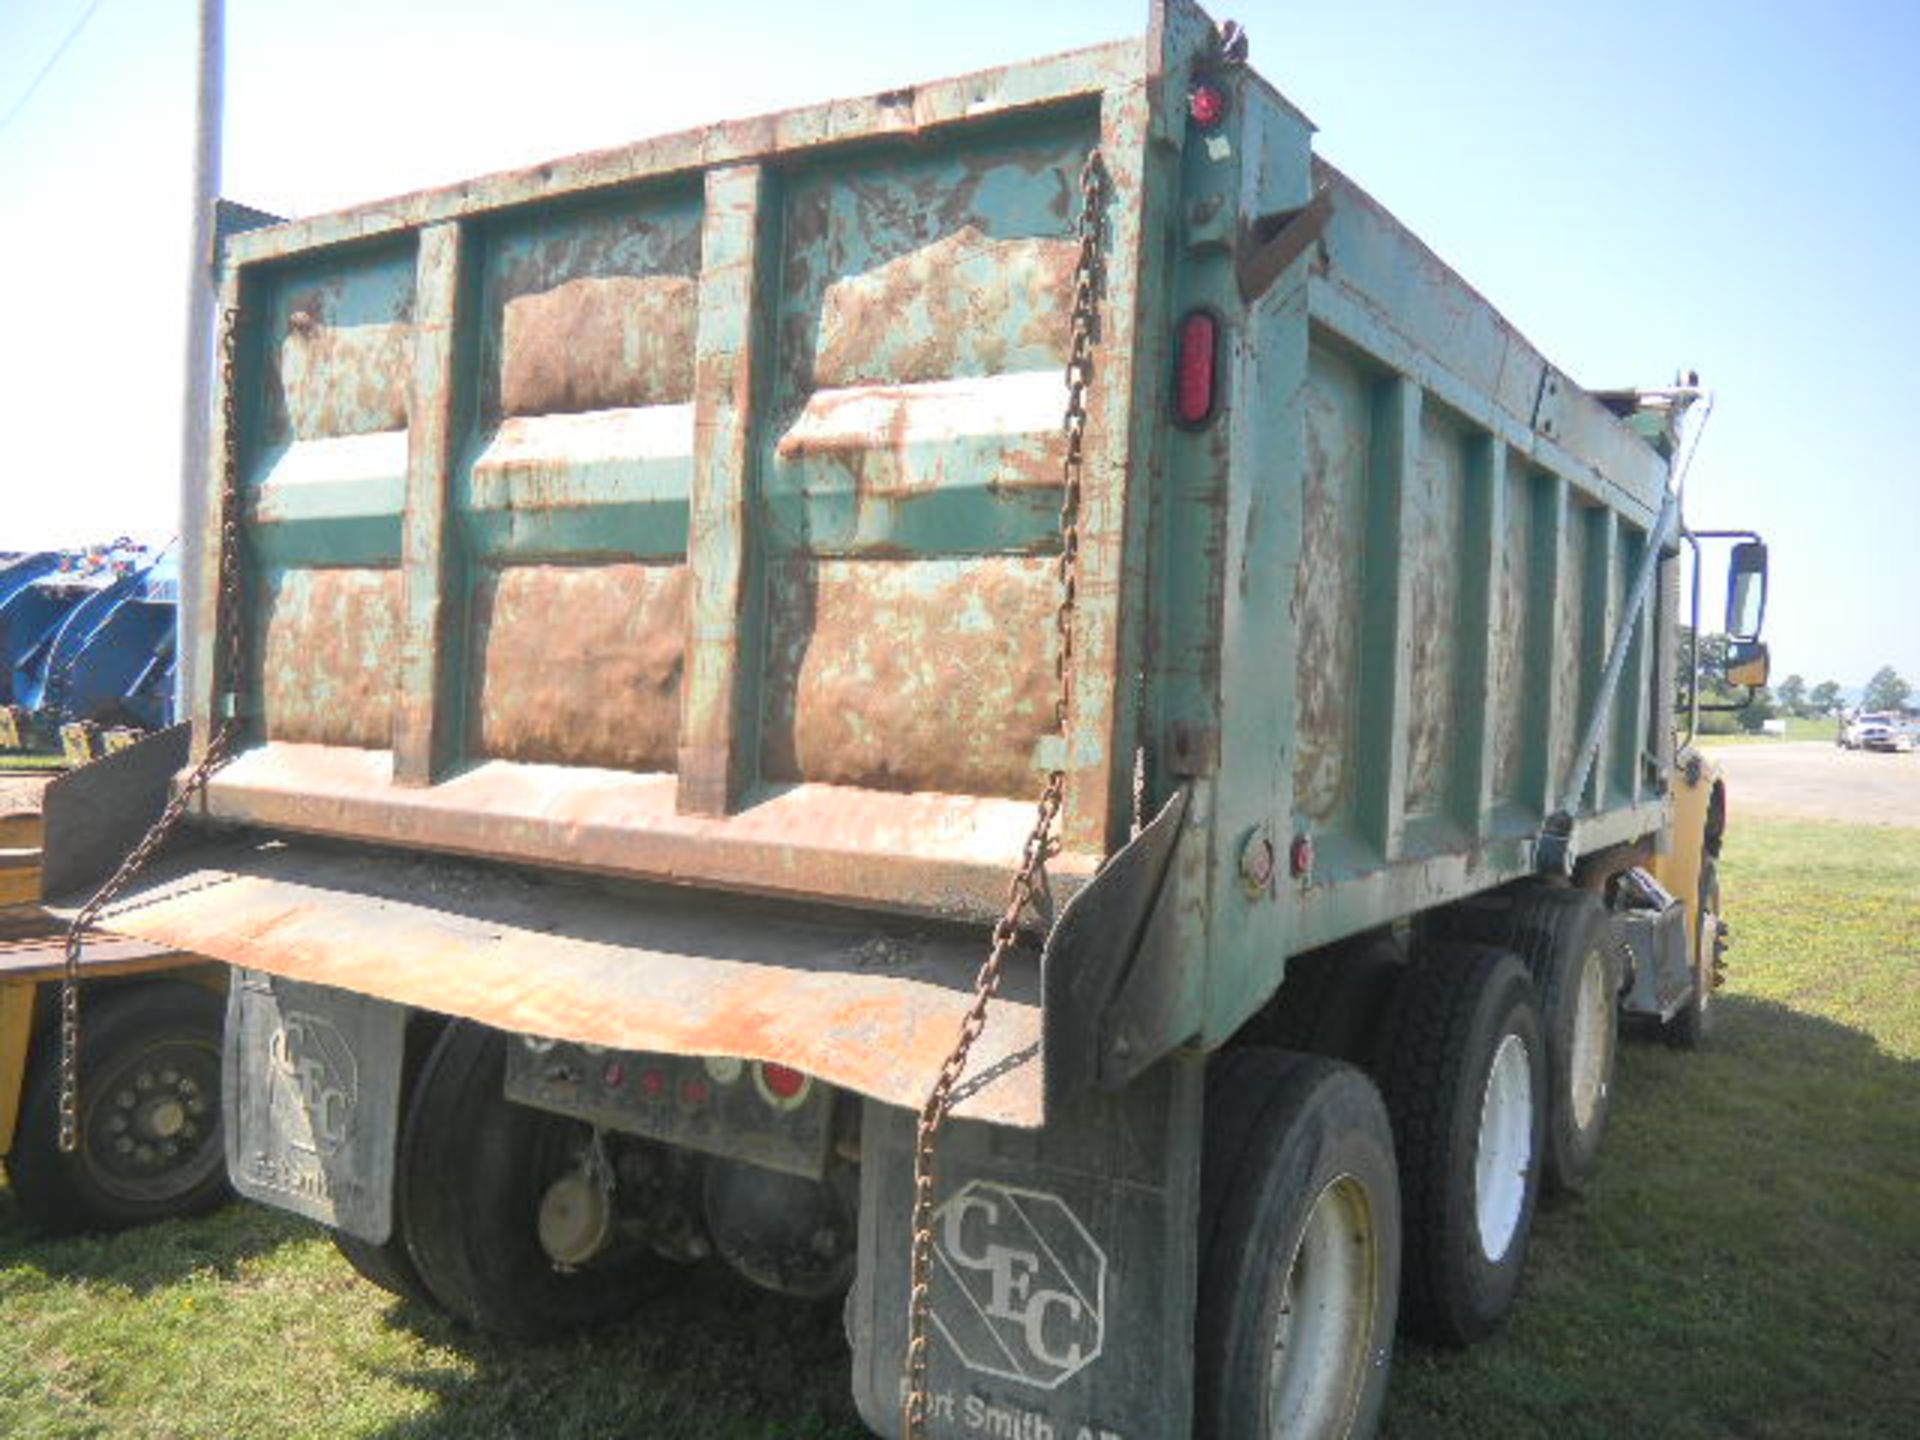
xmin=90 ymin=0 xmax=1685 ymax=1114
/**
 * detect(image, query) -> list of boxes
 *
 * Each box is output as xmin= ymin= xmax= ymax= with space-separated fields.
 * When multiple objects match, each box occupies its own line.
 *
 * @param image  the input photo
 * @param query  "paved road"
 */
xmin=1705 ymin=740 xmax=1920 ymax=826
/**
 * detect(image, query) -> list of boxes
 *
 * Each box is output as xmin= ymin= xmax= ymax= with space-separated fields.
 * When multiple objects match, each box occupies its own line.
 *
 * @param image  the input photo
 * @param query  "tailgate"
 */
xmin=187 ymin=27 xmax=1190 ymax=924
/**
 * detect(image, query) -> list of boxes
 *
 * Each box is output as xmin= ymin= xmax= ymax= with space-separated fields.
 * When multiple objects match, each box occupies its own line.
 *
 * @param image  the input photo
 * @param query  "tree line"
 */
xmin=1681 ymin=629 xmax=1911 ymax=734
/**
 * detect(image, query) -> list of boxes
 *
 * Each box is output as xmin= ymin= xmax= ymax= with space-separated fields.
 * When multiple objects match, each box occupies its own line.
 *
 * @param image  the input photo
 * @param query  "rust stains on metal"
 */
xmin=199 ymin=743 xmax=1101 ymax=926
xmin=259 ymin=567 xmax=402 ymax=749
xmin=810 ymin=227 xmax=1077 ymax=389
xmin=485 ymin=199 xmax=701 ymax=421
xmin=1551 ymin=504 xmax=1590 ymax=793
xmin=1489 ymin=454 xmax=1531 ymax=802
xmin=1293 ymin=346 xmax=1369 ymax=824
xmin=774 ymin=372 xmax=1066 ymax=501
xmin=500 ymin=275 xmax=697 ymax=417
xmin=265 ymin=275 xmax=414 ymax=441
xmin=84 ymin=839 xmax=1048 ymax=1125
xmin=761 ymin=555 xmax=1058 ymax=799
xmin=1403 ymin=407 xmax=1464 ymax=816
xmin=468 ymin=563 xmax=688 ymax=772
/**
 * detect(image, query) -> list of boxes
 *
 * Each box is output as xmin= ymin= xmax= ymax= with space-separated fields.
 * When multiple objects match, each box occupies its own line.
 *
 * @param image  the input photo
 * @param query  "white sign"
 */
xmin=931 ymin=1180 xmax=1107 ymax=1390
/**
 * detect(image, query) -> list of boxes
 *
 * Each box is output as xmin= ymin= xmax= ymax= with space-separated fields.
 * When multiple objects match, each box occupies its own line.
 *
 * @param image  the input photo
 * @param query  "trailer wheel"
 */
xmin=1197 ymin=1049 xmax=1400 ymax=1440
xmin=7 ymin=981 xmax=228 ymax=1235
xmin=1375 ymin=945 xmax=1543 ymax=1346
xmin=1447 ymin=889 xmax=1617 ymax=1194
xmin=1667 ymin=859 xmax=1720 ymax=1050
xmin=398 ymin=1020 xmax=655 ymax=1338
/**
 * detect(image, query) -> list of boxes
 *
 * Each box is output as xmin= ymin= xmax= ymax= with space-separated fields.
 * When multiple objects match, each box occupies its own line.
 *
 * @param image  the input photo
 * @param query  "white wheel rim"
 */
xmin=1266 ymin=1174 xmax=1380 ymax=1438
xmin=1475 ymin=1033 xmax=1533 ymax=1263
xmin=1567 ymin=944 xmax=1612 ymax=1132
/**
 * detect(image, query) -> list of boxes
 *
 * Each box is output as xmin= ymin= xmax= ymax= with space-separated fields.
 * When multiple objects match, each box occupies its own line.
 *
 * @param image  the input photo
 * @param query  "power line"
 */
xmin=0 ymin=0 xmax=110 ymax=140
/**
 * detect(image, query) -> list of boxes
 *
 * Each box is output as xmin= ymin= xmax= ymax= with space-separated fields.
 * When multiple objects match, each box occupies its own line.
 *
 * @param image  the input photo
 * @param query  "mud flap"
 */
xmin=850 ymin=1055 xmax=1202 ymax=1440
xmin=223 ymin=969 xmax=406 ymax=1243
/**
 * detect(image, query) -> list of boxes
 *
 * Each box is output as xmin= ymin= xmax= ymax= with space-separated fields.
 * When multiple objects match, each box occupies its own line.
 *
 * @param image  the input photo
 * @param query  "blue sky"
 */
xmin=1 ymin=0 xmax=1913 ymax=693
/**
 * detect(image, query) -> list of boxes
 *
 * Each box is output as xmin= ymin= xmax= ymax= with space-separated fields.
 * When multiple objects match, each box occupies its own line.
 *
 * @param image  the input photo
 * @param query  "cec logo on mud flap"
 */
xmin=931 ymin=1181 xmax=1107 ymax=1390
xmin=266 ymin=1011 xmax=359 ymax=1158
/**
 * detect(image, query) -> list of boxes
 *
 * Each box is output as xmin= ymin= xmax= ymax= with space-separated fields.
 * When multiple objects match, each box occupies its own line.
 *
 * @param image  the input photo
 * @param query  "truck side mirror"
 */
xmin=1725 ymin=541 xmax=1768 ymax=640
xmin=1726 ymin=640 xmax=1770 ymax=689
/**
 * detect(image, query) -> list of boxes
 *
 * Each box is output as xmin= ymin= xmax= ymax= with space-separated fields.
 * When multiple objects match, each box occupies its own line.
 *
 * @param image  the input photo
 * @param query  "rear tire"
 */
xmin=1374 ymin=945 xmax=1544 ymax=1346
xmin=332 ymin=1227 xmax=433 ymax=1307
xmin=1196 ymin=1049 xmax=1400 ymax=1440
xmin=1444 ymin=888 xmax=1618 ymax=1194
xmin=7 ymin=981 xmax=229 ymax=1235
xmin=398 ymin=1021 xmax=656 ymax=1338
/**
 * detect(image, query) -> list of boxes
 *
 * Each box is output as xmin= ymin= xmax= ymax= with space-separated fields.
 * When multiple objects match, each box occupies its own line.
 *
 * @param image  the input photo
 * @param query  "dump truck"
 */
xmin=40 ymin=3 xmax=1772 ymax=1435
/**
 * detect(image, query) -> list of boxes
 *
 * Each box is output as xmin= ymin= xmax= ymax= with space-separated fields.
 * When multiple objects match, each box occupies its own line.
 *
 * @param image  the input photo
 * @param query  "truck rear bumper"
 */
xmin=55 ymin=834 xmax=1049 ymax=1126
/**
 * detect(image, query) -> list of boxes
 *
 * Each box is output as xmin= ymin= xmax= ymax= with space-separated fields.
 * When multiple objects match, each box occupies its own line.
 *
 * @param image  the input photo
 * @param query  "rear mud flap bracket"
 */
xmin=224 ymin=969 xmax=406 ymax=1243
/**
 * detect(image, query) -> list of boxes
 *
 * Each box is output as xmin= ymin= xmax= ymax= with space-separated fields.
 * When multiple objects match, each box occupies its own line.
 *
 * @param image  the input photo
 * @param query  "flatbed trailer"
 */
xmin=42 ymin=4 xmax=1770 ymax=1435
xmin=1 ymin=737 xmax=229 ymax=1233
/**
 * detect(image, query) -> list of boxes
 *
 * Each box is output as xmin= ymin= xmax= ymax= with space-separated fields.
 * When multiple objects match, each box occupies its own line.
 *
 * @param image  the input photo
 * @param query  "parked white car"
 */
xmin=1840 ymin=713 xmax=1916 ymax=752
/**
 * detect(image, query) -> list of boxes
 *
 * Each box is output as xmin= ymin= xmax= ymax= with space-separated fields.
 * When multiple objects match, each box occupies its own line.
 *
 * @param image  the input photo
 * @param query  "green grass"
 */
xmin=2 ymin=820 xmax=1915 ymax=1439
xmin=1381 ymin=819 xmax=1920 ymax=1439
xmin=0 ymin=751 xmax=68 ymax=772
xmin=1697 ymin=714 xmax=1841 ymax=745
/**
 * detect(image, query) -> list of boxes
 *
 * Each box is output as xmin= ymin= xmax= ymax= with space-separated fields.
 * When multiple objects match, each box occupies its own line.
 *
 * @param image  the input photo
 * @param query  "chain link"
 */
xmin=58 ymin=306 xmax=247 ymax=1154
xmin=903 ymin=151 xmax=1105 ymax=1440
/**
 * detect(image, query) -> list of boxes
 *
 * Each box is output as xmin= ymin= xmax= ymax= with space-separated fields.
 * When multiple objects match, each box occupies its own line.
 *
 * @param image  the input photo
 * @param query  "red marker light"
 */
xmin=602 ymin=1060 xmax=627 ymax=1087
xmin=1175 ymin=310 xmax=1219 ymax=426
xmin=1189 ymin=82 xmax=1227 ymax=129
xmin=681 ymin=1077 xmax=711 ymax=1107
xmin=640 ymin=1069 xmax=666 ymax=1098
xmin=761 ymin=1064 xmax=807 ymax=1101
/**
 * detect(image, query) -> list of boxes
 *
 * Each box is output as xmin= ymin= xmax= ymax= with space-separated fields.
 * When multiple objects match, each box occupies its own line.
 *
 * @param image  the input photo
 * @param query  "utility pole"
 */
xmin=176 ymin=0 xmax=222 ymax=722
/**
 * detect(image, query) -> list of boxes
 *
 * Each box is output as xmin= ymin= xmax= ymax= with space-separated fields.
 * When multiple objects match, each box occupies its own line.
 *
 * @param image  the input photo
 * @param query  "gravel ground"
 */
xmin=1705 ymin=740 xmax=1920 ymax=826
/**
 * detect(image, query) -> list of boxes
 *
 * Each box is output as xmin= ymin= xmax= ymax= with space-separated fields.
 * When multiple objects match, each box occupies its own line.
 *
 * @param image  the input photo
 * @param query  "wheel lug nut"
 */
xmin=115 ymin=1137 xmax=134 ymax=1155
xmin=135 ymin=1073 xmax=155 ymax=1092
xmin=116 ymin=1090 xmax=136 ymax=1109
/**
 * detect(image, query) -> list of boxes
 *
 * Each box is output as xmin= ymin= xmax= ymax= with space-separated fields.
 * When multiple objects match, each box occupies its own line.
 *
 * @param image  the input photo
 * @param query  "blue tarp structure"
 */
xmin=0 ymin=542 xmax=177 ymax=747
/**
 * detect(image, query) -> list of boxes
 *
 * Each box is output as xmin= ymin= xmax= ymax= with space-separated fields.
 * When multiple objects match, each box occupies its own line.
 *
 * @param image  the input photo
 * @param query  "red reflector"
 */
xmin=681 ymin=1077 xmax=711 ymax=1106
xmin=1188 ymin=83 xmax=1227 ymax=129
xmin=640 ymin=1069 xmax=666 ymax=1097
xmin=1176 ymin=311 xmax=1218 ymax=425
xmin=761 ymin=1063 xmax=807 ymax=1101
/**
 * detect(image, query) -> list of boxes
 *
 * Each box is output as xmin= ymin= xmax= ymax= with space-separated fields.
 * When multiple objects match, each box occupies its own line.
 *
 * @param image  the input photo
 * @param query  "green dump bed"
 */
xmin=114 ymin=0 xmax=1678 ymax=1118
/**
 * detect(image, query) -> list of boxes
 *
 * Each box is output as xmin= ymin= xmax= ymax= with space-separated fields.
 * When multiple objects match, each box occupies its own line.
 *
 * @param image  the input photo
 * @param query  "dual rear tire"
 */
xmin=1373 ymin=944 xmax=1546 ymax=1346
xmin=1197 ymin=1051 xmax=1400 ymax=1440
xmin=1446 ymin=887 xmax=1620 ymax=1194
xmin=333 ymin=1020 xmax=655 ymax=1337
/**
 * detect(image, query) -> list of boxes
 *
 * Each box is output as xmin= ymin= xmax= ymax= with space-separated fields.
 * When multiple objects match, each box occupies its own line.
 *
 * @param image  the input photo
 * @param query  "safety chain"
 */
xmin=58 ymin=307 xmax=248 ymax=1154
xmin=903 ymin=151 xmax=1106 ymax=1440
